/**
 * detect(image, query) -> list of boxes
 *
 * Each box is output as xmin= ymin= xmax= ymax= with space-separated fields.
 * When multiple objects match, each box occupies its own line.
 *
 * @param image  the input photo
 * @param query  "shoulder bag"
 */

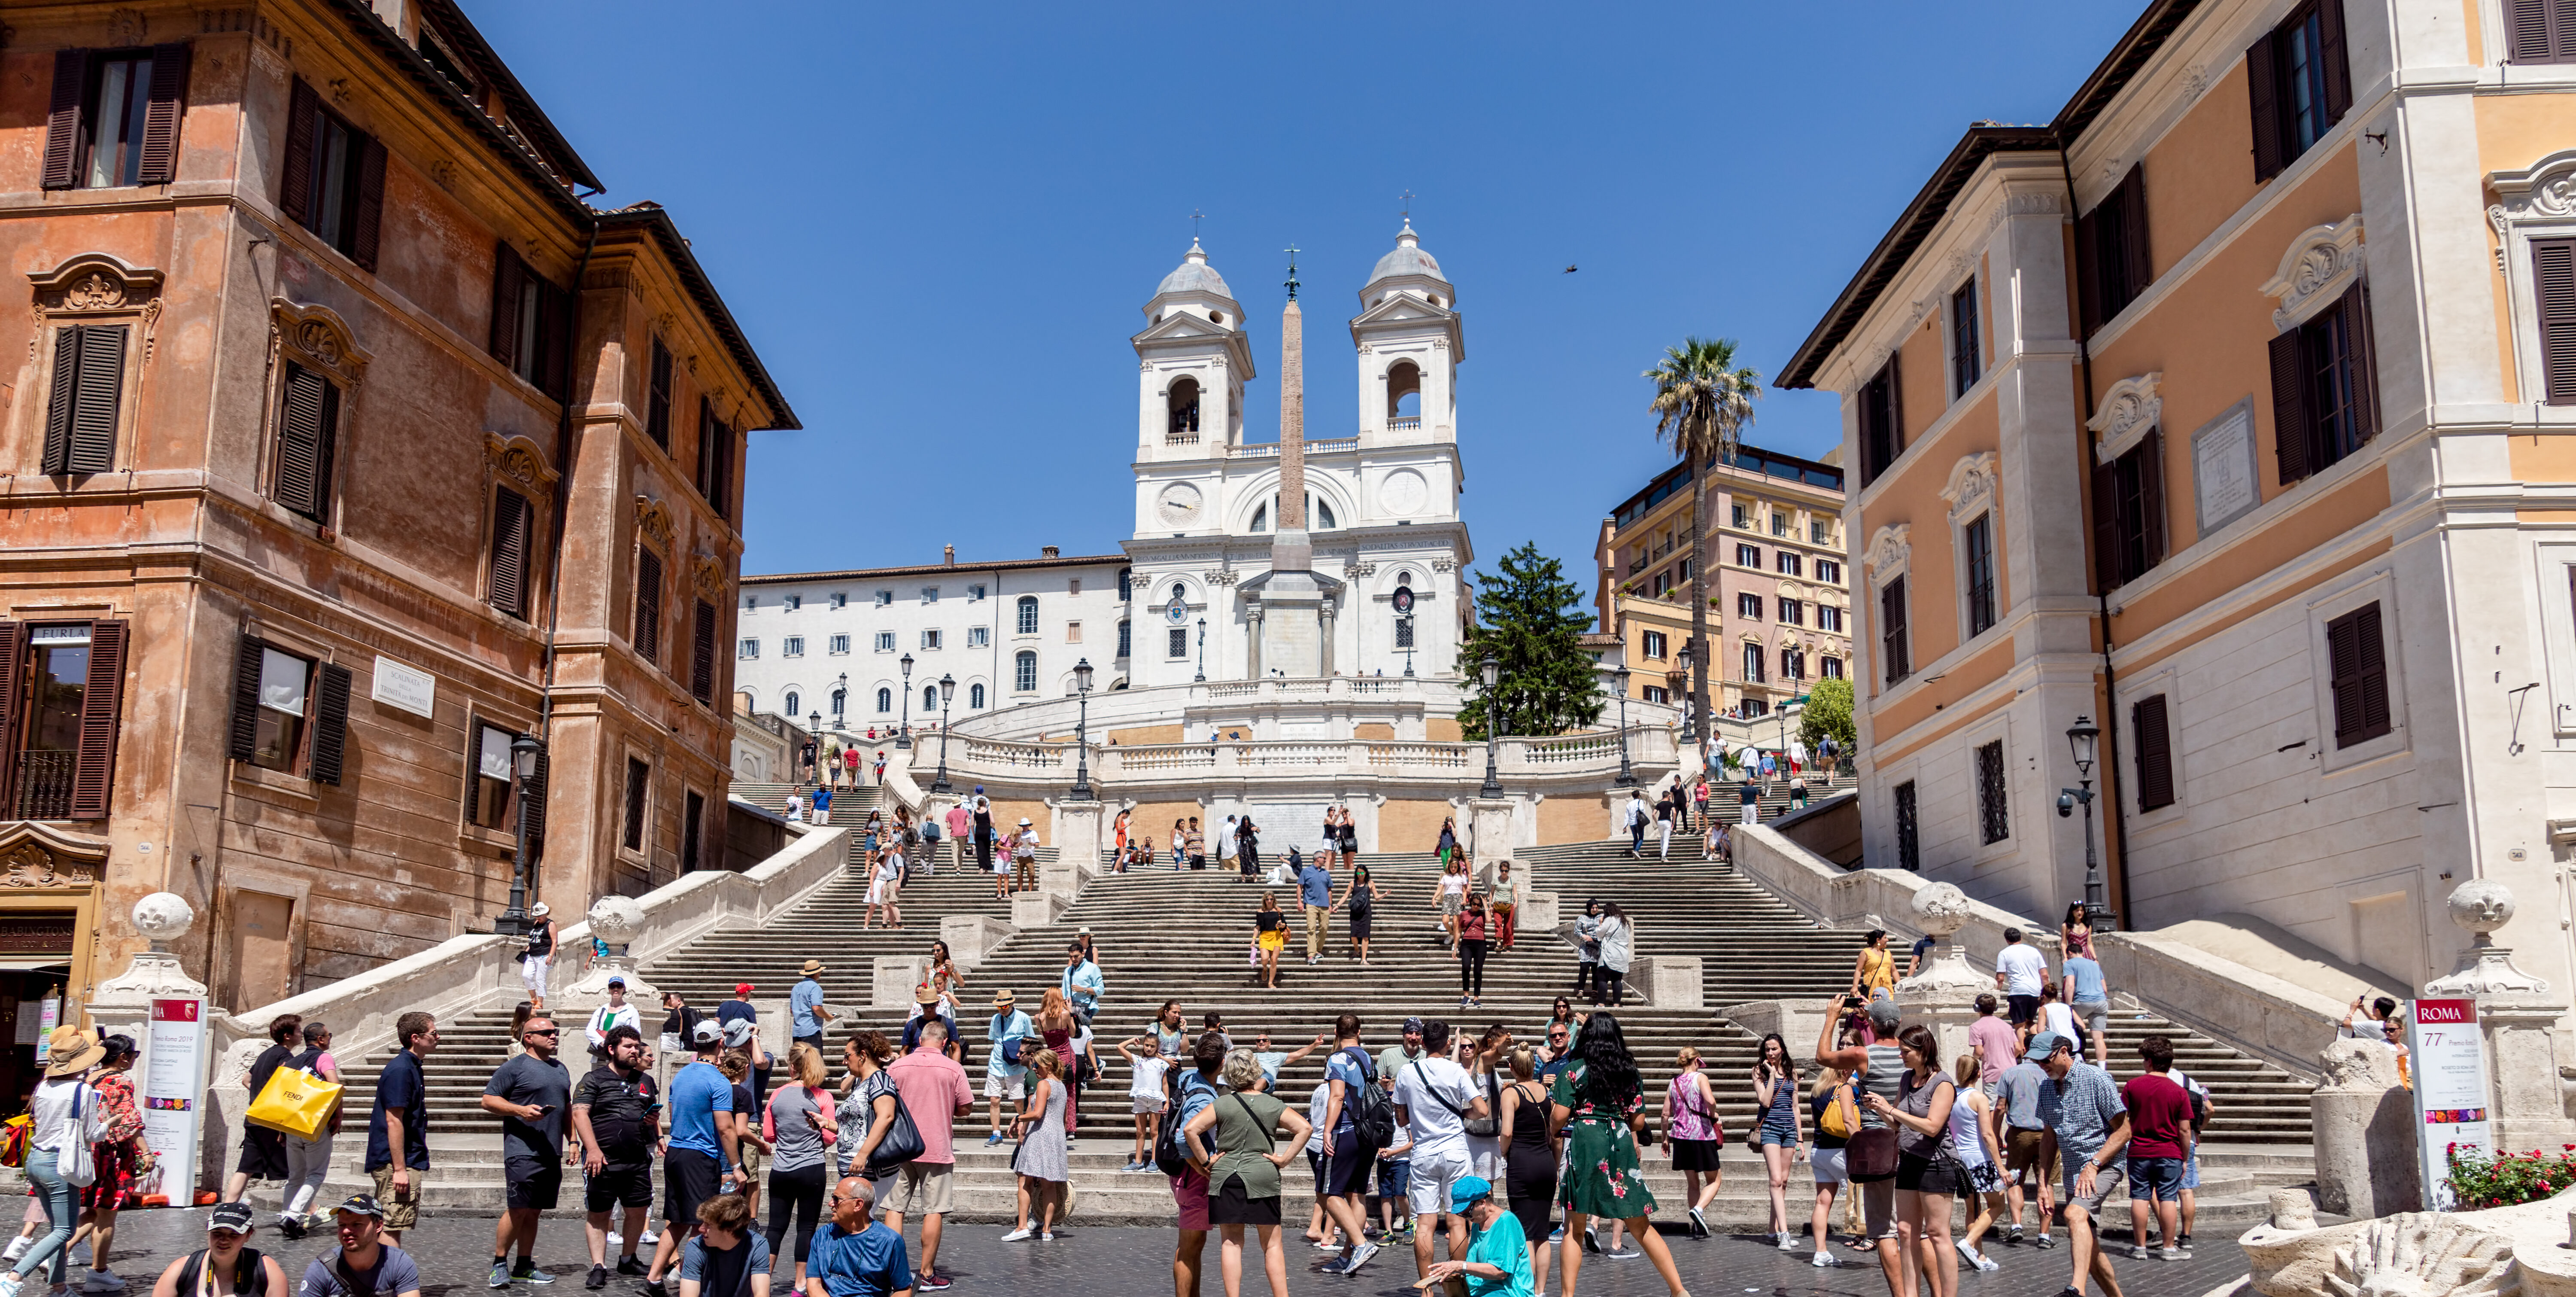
xmin=861 ymin=1075 xmax=923 ymax=1174
xmin=1844 ymin=1061 xmax=1900 ymax=1181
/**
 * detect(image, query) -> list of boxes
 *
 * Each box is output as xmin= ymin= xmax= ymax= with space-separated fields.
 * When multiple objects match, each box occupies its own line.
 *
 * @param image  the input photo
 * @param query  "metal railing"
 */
xmin=10 ymin=751 xmax=74 ymax=820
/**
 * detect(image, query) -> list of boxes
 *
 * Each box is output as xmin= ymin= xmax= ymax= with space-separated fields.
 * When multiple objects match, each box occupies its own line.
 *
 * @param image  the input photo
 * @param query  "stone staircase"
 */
xmin=283 ymin=815 xmax=2315 ymax=1225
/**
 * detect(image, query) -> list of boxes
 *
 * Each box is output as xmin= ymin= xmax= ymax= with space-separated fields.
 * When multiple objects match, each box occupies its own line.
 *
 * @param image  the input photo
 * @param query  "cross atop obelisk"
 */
xmin=1277 ymin=244 xmax=1307 ymax=536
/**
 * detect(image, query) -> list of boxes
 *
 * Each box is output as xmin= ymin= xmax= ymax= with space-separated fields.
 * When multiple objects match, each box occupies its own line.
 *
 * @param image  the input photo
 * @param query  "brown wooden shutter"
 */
xmin=521 ymin=746 xmax=550 ymax=856
xmin=66 ymin=325 xmax=124 ymax=475
xmin=2119 ymin=165 xmax=2153 ymax=302
xmin=2269 ymin=329 xmax=2312 ymax=485
xmin=2535 ymin=240 xmax=2576 ymax=404
xmin=1880 ymin=577 xmax=1909 ymax=683
xmin=2351 ymin=603 xmax=2391 ymax=740
xmin=2091 ymin=460 xmax=2121 ymax=591
xmin=2138 ymin=430 xmax=2168 ymax=571
xmin=2074 ymin=203 xmax=2105 ymax=337
xmin=2131 ymin=694 xmax=2175 ymax=811
xmin=460 ymin=717 xmax=484 ymax=818
xmin=309 ymin=661 xmax=352 ymax=785
xmin=623 ymin=758 xmax=649 ymax=852
xmin=2246 ymin=32 xmax=2284 ymax=182
xmin=0 ymin=623 xmax=23 ymax=803
xmin=279 ymin=79 xmax=318 ymax=225
xmin=2506 ymin=0 xmax=2576 ymax=61
xmin=349 ymin=134 xmax=386 ymax=272
xmin=539 ymin=277 xmax=572 ymax=400
xmin=42 ymin=51 xmax=87 ymax=191
xmin=42 ymin=329 xmax=81 ymax=475
xmin=226 ymin=636 xmax=266 ymax=761
xmin=634 ymin=549 xmax=663 ymax=664
xmin=488 ymin=242 xmax=525 ymax=365
xmin=2327 ymin=603 xmax=2392 ymax=747
xmin=2339 ymin=283 xmax=2379 ymax=444
xmin=647 ymin=341 xmax=672 ymax=449
xmin=274 ymin=364 xmax=334 ymax=521
xmin=489 ymin=487 xmax=532 ymax=618
xmin=691 ymin=600 xmax=717 ymax=703
xmin=136 ymin=43 xmax=190 ymax=185
xmin=68 ymin=619 xmax=127 ymax=819
xmin=2318 ymin=0 xmax=2353 ymax=122
xmin=1884 ymin=353 xmax=1904 ymax=460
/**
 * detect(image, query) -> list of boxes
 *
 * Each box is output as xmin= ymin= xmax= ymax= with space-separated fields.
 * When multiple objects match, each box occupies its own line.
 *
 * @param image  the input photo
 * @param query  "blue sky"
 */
xmin=472 ymin=2 xmax=2145 ymax=597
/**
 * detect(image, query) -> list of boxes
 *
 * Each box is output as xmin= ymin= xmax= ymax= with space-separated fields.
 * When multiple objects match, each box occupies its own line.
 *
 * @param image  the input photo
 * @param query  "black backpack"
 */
xmin=1342 ymin=1047 xmax=1397 ymax=1151
xmin=1153 ymin=1069 xmax=1199 ymax=1176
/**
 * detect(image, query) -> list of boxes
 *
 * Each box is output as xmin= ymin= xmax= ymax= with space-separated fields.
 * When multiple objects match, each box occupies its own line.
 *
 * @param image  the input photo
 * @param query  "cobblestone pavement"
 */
xmin=94 ymin=1207 xmax=2247 ymax=1297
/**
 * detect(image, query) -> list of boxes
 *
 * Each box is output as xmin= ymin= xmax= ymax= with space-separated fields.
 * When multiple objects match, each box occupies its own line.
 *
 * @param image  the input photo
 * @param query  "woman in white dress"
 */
xmin=865 ymin=847 xmax=904 ymax=930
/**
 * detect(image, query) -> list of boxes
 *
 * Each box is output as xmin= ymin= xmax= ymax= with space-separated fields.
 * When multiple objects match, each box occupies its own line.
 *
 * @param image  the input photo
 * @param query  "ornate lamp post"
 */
xmin=1195 ymin=617 xmax=1207 ymax=683
xmin=1611 ymin=658 xmax=1637 ymax=787
xmin=2057 ymin=715 xmax=2113 ymax=930
xmin=931 ymin=673 xmax=956 ymax=793
xmin=496 ymin=732 xmax=544 ymax=937
xmin=1478 ymin=652 xmax=1504 ymax=798
xmin=807 ymin=712 xmax=821 ymax=779
xmin=1394 ymin=583 xmax=1417 ymax=677
xmin=1675 ymin=642 xmax=1696 ymax=744
xmin=1070 ymin=658 xmax=1096 ymax=800
xmin=896 ymin=653 xmax=915 ymax=749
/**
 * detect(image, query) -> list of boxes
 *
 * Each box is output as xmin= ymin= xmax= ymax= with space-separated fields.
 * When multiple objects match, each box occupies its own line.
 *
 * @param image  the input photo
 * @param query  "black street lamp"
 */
xmin=896 ymin=652 xmax=915 ymax=749
xmin=496 ymin=732 xmax=544 ymax=937
xmin=931 ymin=673 xmax=956 ymax=793
xmin=1394 ymin=584 xmax=1417 ymax=678
xmin=1070 ymin=658 xmax=1096 ymax=800
xmin=2057 ymin=715 xmax=2114 ymax=931
xmin=1479 ymin=652 xmax=1504 ymax=798
xmin=1611 ymin=658 xmax=1637 ymax=787
xmin=1675 ymin=642 xmax=1696 ymax=743
xmin=1194 ymin=617 xmax=1207 ymax=683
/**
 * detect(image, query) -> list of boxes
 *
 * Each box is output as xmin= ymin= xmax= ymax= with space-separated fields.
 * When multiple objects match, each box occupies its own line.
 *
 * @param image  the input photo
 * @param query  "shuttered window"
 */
xmin=2075 ymin=164 xmax=2153 ymax=337
xmin=2246 ymin=0 xmax=2351 ymax=183
xmin=2092 ymin=432 xmax=2167 ymax=591
xmin=682 ymin=791 xmax=705 ymax=874
xmin=1858 ymin=356 xmax=1903 ymax=486
xmin=1880 ymin=577 xmax=1912 ymax=685
xmin=2132 ymin=694 xmax=2175 ymax=811
xmin=647 ymin=339 xmax=673 ymax=449
xmin=1975 ymin=739 xmax=2010 ymax=845
xmin=633 ymin=549 xmax=664 ymax=666
xmin=42 ymin=324 xmax=125 ymax=476
xmin=691 ymin=600 xmax=717 ymax=704
xmin=1963 ymin=513 xmax=1998 ymax=636
xmin=1950 ymin=278 xmax=1982 ymax=397
xmin=465 ymin=722 xmax=515 ymax=831
xmin=1893 ymin=780 xmax=1921 ymax=871
xmin=225 ymin=637 xmax=349 ymax=783
xmin=0 ymin=621 xmax=127 ymax=822
xmin=272 ymin=362 xmax=340 ymax=524
xmin=277 ymin=78 xmax=386 ymax=270
xmin=2507 ymin=0 xmax=2576 ymax=61
xmin=488 ymin=487 xmax=533 ymax=620
xmin=2268 ymin=283 xmax=2379 ymax=486
xmin=487 ymin=243 xmax=571 ymax=399
xmin=623 ymin=757 xmax=650 ymax=853
xmin=41 ymin=44 xmax=188 ymax=190
xmin=696 ymin=398 xmax=735 ymax=519
xmin=2326 ymin=601 xmax=2393 ymax=748
xmin=2536 ymin=238 xmax=2576 ymax=405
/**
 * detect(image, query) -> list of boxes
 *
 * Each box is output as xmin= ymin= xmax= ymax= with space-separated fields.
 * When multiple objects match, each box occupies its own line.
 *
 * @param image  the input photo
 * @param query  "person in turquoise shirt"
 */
xmin=1422 ymin=1176 xmax=1532 ymax=1297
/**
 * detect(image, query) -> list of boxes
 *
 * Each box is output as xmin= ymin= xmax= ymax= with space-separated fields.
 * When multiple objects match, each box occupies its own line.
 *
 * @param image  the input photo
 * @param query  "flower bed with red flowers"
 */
xmin=2446 ymin=1143 xmax=2576 ymax=1209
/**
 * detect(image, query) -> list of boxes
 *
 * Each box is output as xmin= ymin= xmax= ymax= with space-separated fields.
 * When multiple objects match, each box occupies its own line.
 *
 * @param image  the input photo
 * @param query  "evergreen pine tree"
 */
xmin=1459 ymin=542 xmax=1605 ymax=740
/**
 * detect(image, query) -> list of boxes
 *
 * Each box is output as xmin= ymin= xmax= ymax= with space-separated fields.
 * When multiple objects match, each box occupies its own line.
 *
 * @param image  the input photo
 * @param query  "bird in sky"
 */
xmin=1563 ymin=265 xmax=1578 ymax=273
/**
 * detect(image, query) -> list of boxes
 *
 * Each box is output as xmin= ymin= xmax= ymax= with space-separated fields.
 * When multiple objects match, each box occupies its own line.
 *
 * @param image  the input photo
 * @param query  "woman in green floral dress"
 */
xmin=1551 ymin=1012 xmax=1693 ymax=1297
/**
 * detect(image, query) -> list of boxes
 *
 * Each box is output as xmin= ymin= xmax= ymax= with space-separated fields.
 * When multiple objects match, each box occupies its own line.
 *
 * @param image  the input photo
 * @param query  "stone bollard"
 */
xmin=1013 ymin=890 xmax=1071 ymax=929
xmin=1518 ymin=891 xmax=1559 ymax=933
xmin=2268 ymin=1187 xmax=2317 ymax=1231
xmin=872 ymin=956 xmax=927 ymax=1009
xmin=1626 ymin=957 xmax=1703 ymax=1010
xmin=942 ymin=915 xmax=1015 ymax=969
xmin=2311 ymin=1037 xmax=2421 ymax=1217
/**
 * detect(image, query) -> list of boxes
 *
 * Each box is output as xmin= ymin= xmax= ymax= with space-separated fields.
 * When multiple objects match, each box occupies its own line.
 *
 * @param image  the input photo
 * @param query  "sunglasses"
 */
xmin=523 ymin=1028 xmax=560 ymax=1037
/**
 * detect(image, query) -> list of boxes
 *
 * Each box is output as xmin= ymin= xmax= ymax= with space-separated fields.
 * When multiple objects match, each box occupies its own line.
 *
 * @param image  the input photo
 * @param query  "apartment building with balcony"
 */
xmin=1592 ymin=443 xmax=1850 ymax=719
xmin=1780 ymin=0 xmax=2576 ymax=999
xmin=0 ymin=0 xmax=793 ymax=1022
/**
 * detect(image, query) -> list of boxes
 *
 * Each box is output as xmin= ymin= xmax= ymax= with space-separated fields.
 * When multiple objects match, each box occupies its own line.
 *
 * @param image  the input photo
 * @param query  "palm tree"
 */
xmin=1645 ymin=337 xmax=1761 ymax=746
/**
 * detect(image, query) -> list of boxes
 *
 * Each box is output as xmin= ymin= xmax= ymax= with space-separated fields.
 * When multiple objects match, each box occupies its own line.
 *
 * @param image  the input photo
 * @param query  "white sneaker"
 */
xmin=1976 ymin=1254 xmax=2002 ymax=1272
xmin=605 ymin=1233 xmax=623 ymax=1252
xmin=1343 ymin=1242 xmax=1379 ymax=1273
xmin=1955 ymin=1239 xmax=1981 ymax=1267
xmin=1001 ymin=1227 xmax=1034 ymax=1242
xmin=1777 ymin=1231 xmax=1799 ymax=1251
xmin=1812 ymin=1249 xmax=1836 ymax=1268
xmin=3 ymin=1239 xmax=27 ymax=1263
xmin=638 ymin=1230 xmax=660 ymax=1246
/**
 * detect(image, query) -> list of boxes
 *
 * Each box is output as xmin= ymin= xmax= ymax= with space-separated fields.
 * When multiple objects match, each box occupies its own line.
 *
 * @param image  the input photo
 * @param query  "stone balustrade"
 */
xmin=940 ymin=727 xmax=1677 ymax=792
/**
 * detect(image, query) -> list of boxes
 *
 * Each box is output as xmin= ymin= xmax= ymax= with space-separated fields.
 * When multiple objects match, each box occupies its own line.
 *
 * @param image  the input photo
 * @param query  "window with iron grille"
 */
xmin=1975 ymin=739 xmax=2009 ymax=845
xmin=1894 ymin=780 xmax=1921 ymax=871
xmin=622 ymin=757 xmax=649 ymax=853
xmin=1169 ymin=627 xmax=1188 ymax=658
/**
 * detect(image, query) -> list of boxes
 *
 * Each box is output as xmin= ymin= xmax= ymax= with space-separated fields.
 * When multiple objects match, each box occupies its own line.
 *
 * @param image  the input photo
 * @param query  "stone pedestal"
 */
xmin=1013 ymin=890 xmax=1072 ymax=929
xmin=1891 ymin=882 xmax=1989 ymax=1066
xmin=1627 ymin=957 xmax=1703 ymax=1009
xmin=1518 ymin=891 xmax=1559 ymax=933
xmin=90 ymin=894 xmax=217 ymax=1195
xmin=942 ymin=915 xmax=1016 ymax=970
xmin=1718 ymin=999 xmax=1838 ymax=1056
xmin=1469 ymin=798 xmax=1515 ymax=864
xmin=872 ymin=956 xmax=927 ymax=1009
xmin=563 ymin=895 xmax=657 ymax=1011
xmin=1052 ymin=800 xmax=1103 ymax=888
xmin=2421 ymin=880 xmax=2576 ymax=1155
xmin=2312 ymin=1038 xmax=2421 ymax=1217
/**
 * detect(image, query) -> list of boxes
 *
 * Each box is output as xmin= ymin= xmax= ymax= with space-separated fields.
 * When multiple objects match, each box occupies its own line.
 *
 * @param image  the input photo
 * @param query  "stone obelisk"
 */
xmin=1258 ymin=248 xmax=1325 ymax=676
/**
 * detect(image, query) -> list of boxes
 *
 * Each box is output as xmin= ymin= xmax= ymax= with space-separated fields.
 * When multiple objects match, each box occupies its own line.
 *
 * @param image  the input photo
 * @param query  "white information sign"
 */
xmin=140 ymin=997 xmax=207 ymax=1205
xmin=2190 ymin=399 xmax=2261 ymax=537
xmin=2407 ymin=997 xmax=2492 ymax=1211
xmin=33 ymin=996 xmax=59 ymax=1062
xmin=371 ymin=655 xmax=437 ymax=719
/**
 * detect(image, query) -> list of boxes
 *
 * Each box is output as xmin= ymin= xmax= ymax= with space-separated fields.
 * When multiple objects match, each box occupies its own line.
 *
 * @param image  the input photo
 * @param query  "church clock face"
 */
xmin=1156 ymin=482 xmax=1204 ymax=527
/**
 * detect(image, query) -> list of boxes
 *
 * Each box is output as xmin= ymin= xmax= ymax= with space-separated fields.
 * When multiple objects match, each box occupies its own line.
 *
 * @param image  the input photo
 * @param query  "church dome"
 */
xmin=1365 ymin=219 xmax=1449 ymax=289
xmin=1155 ymin=238 xmax=1234 ymax=299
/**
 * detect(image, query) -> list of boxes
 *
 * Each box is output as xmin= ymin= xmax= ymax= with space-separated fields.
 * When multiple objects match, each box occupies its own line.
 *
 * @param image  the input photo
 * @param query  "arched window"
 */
xmin=875 ymin=687 xmax=892 ymax=713
xmin=784 ymin=691 xmax=800 ymax=717
xmin=923 ymin=685 xmax=938 ymax=712
xmin=970 ymin=682 xmax=987 ymax=708
xmin=1167 ymin=376 xmax=1202 ymax=440
xmin=1386 ymin=360 xmax=1422 ymax=423
xmin=1015 ymin=651 xmax=1038 ymax=692
xmin=1397 ymin=570 xmax=1414 ymax=586
xmin=1017 ymin=595 xmax=1039 ymax=635
xmin=1252 ymin=493 xmax=1336 ymax=533
xmin=830 ymin=688 xmax=845 ymax=718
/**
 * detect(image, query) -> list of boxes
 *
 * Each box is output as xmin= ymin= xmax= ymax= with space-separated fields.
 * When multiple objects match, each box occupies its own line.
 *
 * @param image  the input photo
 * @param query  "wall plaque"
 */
xmin=2190 ymin=397 xmax=2260 ymax=539
xmin=371 ymin=656 xmax=436 ymax=718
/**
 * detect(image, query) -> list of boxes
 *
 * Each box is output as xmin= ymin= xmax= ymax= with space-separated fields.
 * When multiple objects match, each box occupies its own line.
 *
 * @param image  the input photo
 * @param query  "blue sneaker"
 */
xmin=985 ymin=1130 xmax=1007 ymax=1146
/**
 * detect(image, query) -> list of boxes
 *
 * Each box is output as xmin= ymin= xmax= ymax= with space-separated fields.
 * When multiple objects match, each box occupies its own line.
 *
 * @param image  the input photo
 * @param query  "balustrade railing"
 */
xmin=10 ymin=751 xmax=73 ymax=820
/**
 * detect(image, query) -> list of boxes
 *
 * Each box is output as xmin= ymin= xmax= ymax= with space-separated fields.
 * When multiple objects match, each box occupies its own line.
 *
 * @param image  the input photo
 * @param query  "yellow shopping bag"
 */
xmin=244 ymin=1066 xmax=340 ymax=1141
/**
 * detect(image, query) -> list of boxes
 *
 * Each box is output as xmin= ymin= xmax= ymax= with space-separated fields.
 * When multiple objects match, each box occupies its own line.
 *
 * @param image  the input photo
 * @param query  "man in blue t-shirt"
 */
xmin=644 ymin=1021 xmax=741 ymax=1297
xmin=807 ymin=1175 xmax=912 ymax=1297
xmin=792 ymin=961 xmax=834 ymax=1051
xmin=1298 ymin=852 xmax=1335 ymax=965
xmin=362 ymin=1013 xmax=438 ymax=1244
xmin=2062 ymin=953 xmax=2113 ymax=1067
xmin=1315 ymin=1014 xmax=1382 ymax=1277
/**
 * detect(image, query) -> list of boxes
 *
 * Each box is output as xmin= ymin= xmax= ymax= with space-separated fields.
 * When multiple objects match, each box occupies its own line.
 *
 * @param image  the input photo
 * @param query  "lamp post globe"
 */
xmin=931 ymin=673 xmax=957 ymax=794
xmin=1071 ymin=657 xmax=1096 ymax=800
xmin=896 ymin=653 xmax=915 ymax=749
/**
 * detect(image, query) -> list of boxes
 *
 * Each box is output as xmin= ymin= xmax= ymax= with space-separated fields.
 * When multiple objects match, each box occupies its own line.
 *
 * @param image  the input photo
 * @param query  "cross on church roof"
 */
xmin=1191 ymin=208 xmax=1204 ymax=240
xmin=1400 ymin=189 xmax=1415 ymax=220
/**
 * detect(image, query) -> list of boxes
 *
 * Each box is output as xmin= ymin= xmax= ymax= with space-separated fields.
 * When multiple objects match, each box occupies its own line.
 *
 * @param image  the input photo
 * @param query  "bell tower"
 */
xmin=1350 ymin=219 xmax=1463 ymax=447
xmin=1133 ymin=238 xmax=1254 ymax=462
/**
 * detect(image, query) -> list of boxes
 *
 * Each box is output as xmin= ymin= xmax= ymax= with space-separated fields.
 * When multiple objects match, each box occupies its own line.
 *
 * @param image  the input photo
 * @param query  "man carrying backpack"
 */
xmin=981 ymin=991 xmax=1035 ymax=1148
xmin=1164 ymin=1034 xmax=1226 ymax=1297
xmin=1314 ymin=1014 xmax=1385 ymax=1277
